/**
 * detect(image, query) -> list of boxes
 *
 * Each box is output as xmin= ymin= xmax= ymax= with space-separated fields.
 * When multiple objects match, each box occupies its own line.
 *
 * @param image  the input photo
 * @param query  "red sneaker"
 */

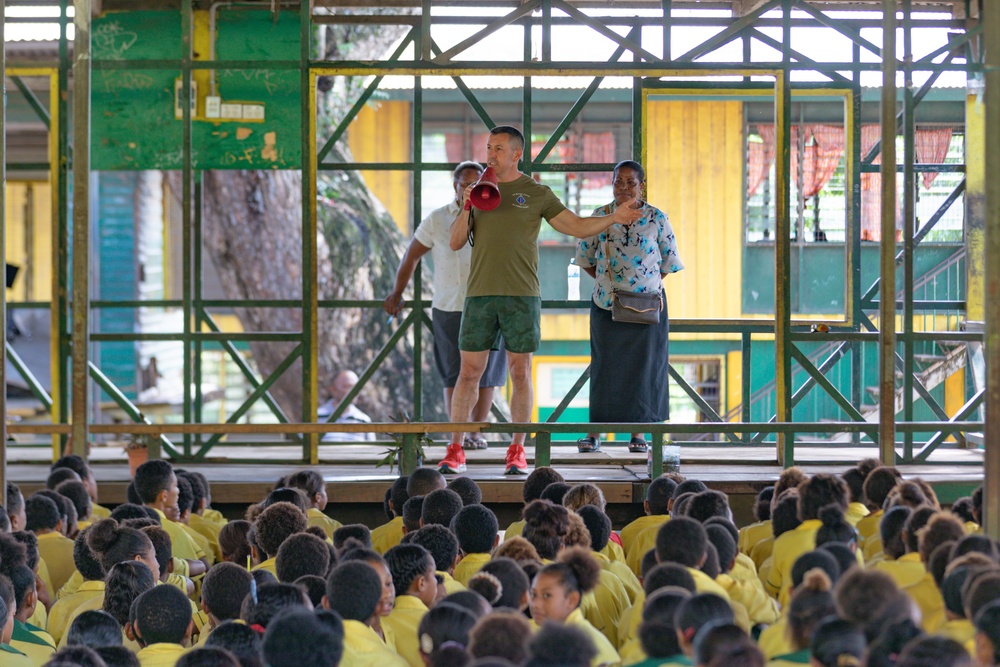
xmin=438 ymin=443 xmax=467 ymax=474
xmin=504 ymin=443 xmax=529 ymax=475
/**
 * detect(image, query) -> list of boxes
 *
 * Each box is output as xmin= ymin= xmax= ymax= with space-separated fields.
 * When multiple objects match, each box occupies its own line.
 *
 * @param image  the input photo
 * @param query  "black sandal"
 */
xmin=576 ymin=436 xmax=602 ymax=453
xmin=628 ymin=437 xmax=648 ymax=453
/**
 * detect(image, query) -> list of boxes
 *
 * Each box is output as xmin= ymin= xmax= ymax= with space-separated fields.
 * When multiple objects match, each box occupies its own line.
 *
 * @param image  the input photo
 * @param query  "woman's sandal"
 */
xmin=463 ymin=435 xmax=489 ymax=450
xmin=628 ymin=437 xmax=648 ymax=453
xmin=576 ymin=436 xmax=602 ymax=453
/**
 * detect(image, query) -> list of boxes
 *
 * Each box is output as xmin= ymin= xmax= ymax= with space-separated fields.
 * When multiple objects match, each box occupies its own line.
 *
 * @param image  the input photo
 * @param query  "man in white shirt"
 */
xmin=318 ymin=369 xmax=375 ymax=442
xmin=383 ymin=161 xmax=507 ymax=450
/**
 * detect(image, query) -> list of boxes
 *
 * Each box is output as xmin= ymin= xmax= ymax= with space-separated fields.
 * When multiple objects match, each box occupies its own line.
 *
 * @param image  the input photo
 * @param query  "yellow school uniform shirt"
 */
xmin=36 ymin=531 xmax=76 ymax=594
xmin=152 ymin=509 xmax=205 ymax=562
xmin=766 ymin=519 xmax=821 ymax=605
xmin=750 ymin=535 xmax=775 ymax=571
xmin=91 ymin=503 xmax=111 ymax=520
xmin=504 ymin=519 xmax=525 ymax=541
xmin=732 ymin=553 xmax=765 ymax=595
xmin=437 ymin=571 xmax=466 ymax=595
xmin=618 ymin=636 xmax=646 ymax=666
xmin=845 ymin=502 xmax=870 ymax=527
xmin=181 ymin=523 xmax=214 ymax=566
xmin=717 ymin=573 xmax=780 ymax=626
xmin=871 ymin=552 xmax=925 ymax=589
xmin=55 ymin=585 xmax=106 ymax=648
xmin=47 ymin=579 xmax=106 ymax=645
xmin=342 ymin=619 xmax=408 ymax=667
xmin=56 ymin=570 xmax=84 ymax=600
xmin=580 ymin=569 xmax=632 ymax=647
xmin=738 ymin=520 xmax=772 ymax=556
xmin=136 ymin=642 xmax=188 ymax=667
xmin=601 ymin=540 xmax=627 ymax=565
xmin=620 ymin=515 xmax=669 ymax=557
xmin=686 ymin=567 xmax=730 ymax=601
xmin=202 ymin=509 xmax=226 ymax=526
xmin=565 ymin=608 xmax=621 ymax=667
xmin=625 ymin=525 xmax=660 ymax=578
xmin=189 ymin=513 xmax=223 ymax=564
xmin=36 ymin=560 xmax=53 ymax=606
xmin=758 ymin=616 xmax=794 ymax=659
xmin=251 ymin=557 xmax=277 ymax=577
xmin=453 ymin=553 xmax=492 ymax=587
xmin=618 ymin=592 xmax=643 ymax=650
xmin=937 ymin=618 xmax=975 ymax=647
xmin=596 ymin=552 xmax=642 ymax=604
xmin=307 ymin=507 xmax=343 ymax=538
xmin=10 ymin=620 xmax=55 ymax=667
xmin=904 ymin=572 xmax=945 ymax=633
xmin=857 ymin=509 xmax=884 ymax=561
xmin=382 ymin=596 xmax=429 ymax=667
xmin=26 ymin=605 xmax=46 ymax=635
xmin=0 ymin=641 xmax=34 ymax=667
xmin=371 ymin=516 xmax=405 ymax=555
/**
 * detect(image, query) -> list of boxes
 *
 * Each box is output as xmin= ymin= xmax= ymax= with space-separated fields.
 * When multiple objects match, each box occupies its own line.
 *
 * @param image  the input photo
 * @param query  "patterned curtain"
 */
xmin=914 ymin=127 xmax=954 ymax=190
xmin=796 ymin=125 xmax=845 ymax=199
xmin=444 ymin=132 xmax=490 ymax=164
xmin=749 ymin=125 xmax=777 ymax=198
xmin=860 ymin=124 xmax=901 ymax=242
xmin=582 ymin=132 xmax=615 ymax=189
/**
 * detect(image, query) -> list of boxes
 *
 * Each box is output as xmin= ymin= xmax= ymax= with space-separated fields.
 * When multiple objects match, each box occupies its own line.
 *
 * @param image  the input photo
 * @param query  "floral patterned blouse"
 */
xmin=575 ymin=200 xmax=684 ymax=311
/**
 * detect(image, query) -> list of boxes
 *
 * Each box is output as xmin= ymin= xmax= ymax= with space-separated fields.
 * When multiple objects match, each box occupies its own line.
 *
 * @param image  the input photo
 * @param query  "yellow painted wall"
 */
xmin=646 ymin=100 xmax=745 ymax=321
xmin=944 ymin=367 xmax=966 ymax=443
xmin=727 ymin=349 xmax=742 ymax=422
xmin=348 ymin=102 xmax=412 ymax=233
xmin=4 ymin=181 xmax=52 ymax=302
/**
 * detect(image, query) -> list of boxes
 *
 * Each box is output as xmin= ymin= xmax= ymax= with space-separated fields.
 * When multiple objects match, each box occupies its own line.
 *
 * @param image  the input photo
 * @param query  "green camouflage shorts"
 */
xmin=459 ymin=296 xmax=542 ymax=354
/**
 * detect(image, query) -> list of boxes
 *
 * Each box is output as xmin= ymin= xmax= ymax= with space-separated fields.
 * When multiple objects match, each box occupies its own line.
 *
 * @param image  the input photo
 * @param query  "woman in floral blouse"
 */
xmin=574 ymin=160 xmax=684 ymax=454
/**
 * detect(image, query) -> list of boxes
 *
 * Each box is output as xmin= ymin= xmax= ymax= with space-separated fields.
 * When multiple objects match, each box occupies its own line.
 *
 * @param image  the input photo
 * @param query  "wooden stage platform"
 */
xmin=4 ymin=441 xmax=984 ymax=512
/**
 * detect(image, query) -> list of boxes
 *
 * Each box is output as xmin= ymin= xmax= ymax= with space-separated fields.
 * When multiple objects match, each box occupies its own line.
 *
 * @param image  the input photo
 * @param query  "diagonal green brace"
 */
xmin=430 ymin=40 xmax=496 ymax=130
xmin=11 ymin=76 xmax=50 ymax=129
xmin=194 ymin=343 xmax=303 ymax=458
xmin=915 ymin=389 xmax=984 ymax=462
xmin=792 ymin=0 xmax=882 ymax=58
xmin=667 ymin=364 xmax=741 ymax=444
xmin=675 ymin=0 xmax=779 ymax=62
xmin=88 ymin=362 xmax=178 ymax=459
xmin=546 ymin=366 xmax=591 ymax=423
xmin=432 ymin=1 xmax=541 ymax=64
xmin=317 ymin=30 xmax=415 ymax=164
xmin=790 ymin=343 xmax=878 ymax=435
xmin=550 ymin=1 xmax=661 ymax=63
xmin=202 ymin=312 xmax=289 ymax=424
xmin=6 ymin=342 xmax=53 ymax=411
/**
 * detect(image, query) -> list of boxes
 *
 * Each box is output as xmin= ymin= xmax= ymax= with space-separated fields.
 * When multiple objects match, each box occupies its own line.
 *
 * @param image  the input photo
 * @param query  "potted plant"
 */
xmin=377 ymin=412 xmax=430 ymax=474
xmin=124 ymin=433 xmax=155 ymax=475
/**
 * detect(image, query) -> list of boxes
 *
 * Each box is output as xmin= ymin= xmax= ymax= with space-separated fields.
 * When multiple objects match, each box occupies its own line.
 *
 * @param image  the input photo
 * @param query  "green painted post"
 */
xmin=400 ymin=433 xmax=420 ymax=476
xmin=535 ymin=430 xmax=551 ymax=467
xmin=650 ymin=431 xmax=664 ymax=479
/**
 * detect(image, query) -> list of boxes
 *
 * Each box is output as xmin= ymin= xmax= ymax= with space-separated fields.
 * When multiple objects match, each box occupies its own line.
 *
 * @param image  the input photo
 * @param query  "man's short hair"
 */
xmin=674 ymin=480 xmax=708 ymax=498
xmin=204 ymin=621 xmax=264 ymax=667
xmin=705 ymin=525 xmax=737 ymax=573
xmin=47 ymin=468 xmax=82 ymax=490
xmin=134 ymin=585 xmax=193 ymax=646
xmin=254 ymin=502 xmax=308 ymax=559
xmin=686 ymin=491 xmax=730 ymax=523
xmin=202 ymin=562 xmax=253 ymax=622
xmin=523 ymin=468 xmax=565 ymax=504
xmin=389 ymin=477 xmax=410 ymax=518
xmin=490 ymin=125 xmax=525 ymax=152
xmin=402 ymin=496 xmax=425 ymax=533
xmin=276 ymin=533 xmax=331 ymax=582
xmin=325 ymin=561 xmax=382 ymax=622
xmin=655 ymin=517 xmax=706 ymax=568
xmin=332 ymin=524 xmax=371 ymax=552
xmin=262 ymin=608 xmax=344 ymax=667
xmin=453 ymin=505 xmax=498 ymax=555
xmin=407 ymin=468 xmax=446 ymax=497
xmin=25 ymin=494 xmax=61 ymax=531
xmin=447 ymin=477 xmax=483 ymax=506
xmin=452 ymin=161 xmax=484 ymax=181
xmin=240 ymin=583 xmax=309 ymax=630
xmin=133 ymin=461 xmax=175 ymax=504
xmin=66 ymin=610 xmax=122 ymax=649
xmin=639 ymin=588 xmax=690 ymax=658
xmin=647 ymin=477 xmax=678 ymax=516
xmin=644 ymin=563 xmax=697 ymax=596
xmin=402 ymin=524 xmax=459 ymax=573
xmin=294 ymin=575 xmax=328 ymax=608
xmin=421 ymin=488 xmax=464 ymax=527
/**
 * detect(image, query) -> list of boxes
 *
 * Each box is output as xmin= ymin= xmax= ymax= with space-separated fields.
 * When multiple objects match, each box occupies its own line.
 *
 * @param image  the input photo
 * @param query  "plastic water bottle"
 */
xmin=647 ymin=440 xmax=681 ymax=478
xmin=567 ymin=259 xmax=580 ymax=301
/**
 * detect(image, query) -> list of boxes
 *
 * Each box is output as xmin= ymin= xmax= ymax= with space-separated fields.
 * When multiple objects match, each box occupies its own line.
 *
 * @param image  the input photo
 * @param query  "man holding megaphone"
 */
xmin=438 ymin=125 xmax=644 ymax=476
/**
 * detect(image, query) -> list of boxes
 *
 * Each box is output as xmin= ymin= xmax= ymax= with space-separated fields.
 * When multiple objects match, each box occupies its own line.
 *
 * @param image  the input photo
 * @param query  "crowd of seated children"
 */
xmin=2 ymin=457 xmax=999 ymax=667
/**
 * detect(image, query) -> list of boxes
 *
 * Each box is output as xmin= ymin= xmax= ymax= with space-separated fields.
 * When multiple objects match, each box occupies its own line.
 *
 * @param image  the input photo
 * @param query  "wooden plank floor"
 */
xmin=4 ymin=441 xmax=984 ymax=506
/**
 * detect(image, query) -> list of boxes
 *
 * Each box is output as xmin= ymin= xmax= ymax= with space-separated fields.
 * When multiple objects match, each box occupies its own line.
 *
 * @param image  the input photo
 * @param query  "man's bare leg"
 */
xmin=507 ymin=352 xmax=533 ymax=446
xmin=444 ymin=387 xmax=455 ymax=420
xmin=450 ymin=351 xmax=489 ymax=445
xmin=471 ymin=387 xmax=495 ymax=422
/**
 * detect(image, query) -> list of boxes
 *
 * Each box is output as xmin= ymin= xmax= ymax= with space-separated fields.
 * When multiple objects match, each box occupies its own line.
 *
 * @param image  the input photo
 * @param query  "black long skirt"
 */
xmin=589 ymin=294 xmax=670 ymax=423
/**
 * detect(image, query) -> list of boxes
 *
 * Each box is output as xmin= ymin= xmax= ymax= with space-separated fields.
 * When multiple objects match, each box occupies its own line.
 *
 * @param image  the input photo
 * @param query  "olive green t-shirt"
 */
xmin=467 ymin=174 xmax=567 ymax=297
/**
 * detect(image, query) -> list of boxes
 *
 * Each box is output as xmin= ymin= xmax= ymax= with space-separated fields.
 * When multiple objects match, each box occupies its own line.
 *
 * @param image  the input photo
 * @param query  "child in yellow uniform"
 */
xmin=503 ymin=466 xmax=565 ymax=542
xmin=286 ymin=469 xmax=343 ymax=539
xmin=707 ymin=525 xmax=779 ymax=627
xmin=403 ymin=525 xmax=466 ymax=595
xmin=372 ymin=477 xmax=411 ymax=554
xmin=767 ymin=569 xmax=837 ymax=667
xmin=259 ymin=607 xmax=347 ymax=667
xmin=808 ymin=617 xmax=866 ymax=667
xmin=132 ymin=585 xmax=193 ymax=667
xmin=250 ymin=501 xmax=308 ymax=577
xmin=49 ymin=455 xmax=112 ymax=521
xmin=619 ymin=586 xmax=691 ymax=666
xmin=973 ymin=602 xmax=1000 ymax=667
xmin=620 ymin=477 xmax=676 ymax=560
xmin=8 ymin=564 xmax=56 ymax=666
xmin=452 ymin=504 xmax=499 ymax=586
xmin=0 ymin=594 xmax=33 ymax=667
xmin=197 ymin=563 xmax=253 ymax=646
xmin=738 ymin=487 xmax=774 ymax=556
xmin=133 ymin=461 xmax=208 ymax=578
xmin=323 ymin=561 xmax=407 ymax=667
xmin=414 ymin=603 xmax=478 ymax=663
xmin=383 ymin=544 xmax=438 ymax=667
xmin=47 ymin=527 xmax=107 ymax=645
xmin=26 ymin=495 xmax=76 ymax=595
xmin=53 ymin=481 xmax=93 ymax=533
xmin=530 ymin=548 xmax=620 ymax=667
xmin=275 ymin=532 xmax=331 ymax=583
xmin=857 ymin=466 xmax=903 ymax=560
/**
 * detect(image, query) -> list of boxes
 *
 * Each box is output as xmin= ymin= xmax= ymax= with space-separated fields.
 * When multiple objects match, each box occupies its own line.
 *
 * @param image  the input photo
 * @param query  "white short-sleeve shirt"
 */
xmin=413 ymin=200 xmax=472 ymax=312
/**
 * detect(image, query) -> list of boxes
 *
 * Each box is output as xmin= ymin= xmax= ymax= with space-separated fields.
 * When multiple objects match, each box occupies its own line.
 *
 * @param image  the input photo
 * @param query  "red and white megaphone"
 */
xmin=464 ymin=167 xmax=501 ymax=211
